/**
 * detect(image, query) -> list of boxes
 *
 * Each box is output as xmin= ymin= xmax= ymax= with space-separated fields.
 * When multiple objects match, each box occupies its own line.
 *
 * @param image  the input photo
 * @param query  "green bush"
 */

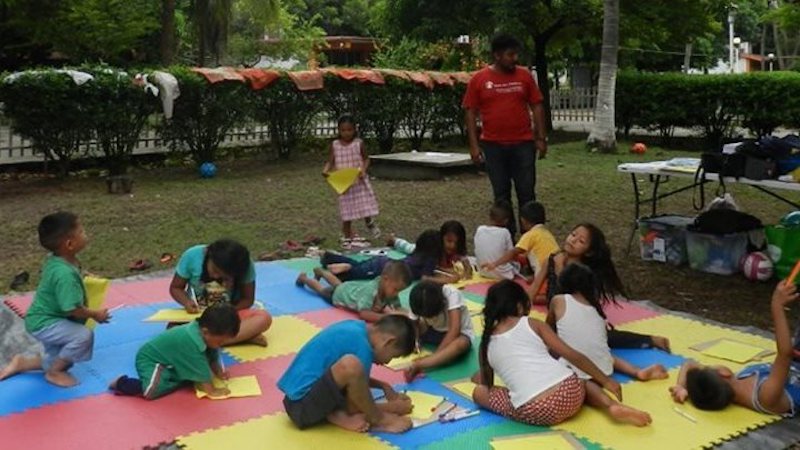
xmin=251 ymin=78 xmax=321 ymax=159
xmin=0 ymin=69 xmax=94 ymax=176
xmin=159 ymin=67 xmax=250 ymax=166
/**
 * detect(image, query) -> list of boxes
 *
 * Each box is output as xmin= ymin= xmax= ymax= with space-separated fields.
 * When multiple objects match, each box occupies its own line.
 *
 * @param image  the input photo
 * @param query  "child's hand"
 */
xmin=669 ymin=385 xmax=688 ymax=404
xmin=603 ymin=379 xmax=623 ymax=402
xmin=209 ymin=386 xmax=230 ymax=398
xmin=93 ymin=309 xmax=111 ymax=323
xmin=481 ymin=262 xmax=496 ymax=272
xmin=772 ymin=280 xmax=799 ymax=307
xmin=386 ymin=233 xmax=396 ymax=247
xmin=184 ymin=303 xmax=200 ymax=314
xmin=213 ymin=367 xmax=230 ymax=380
xmin=322 ymin=170 xmax=330 ymax=178
xmin=358 ymin=168 xmax=366 ymax=178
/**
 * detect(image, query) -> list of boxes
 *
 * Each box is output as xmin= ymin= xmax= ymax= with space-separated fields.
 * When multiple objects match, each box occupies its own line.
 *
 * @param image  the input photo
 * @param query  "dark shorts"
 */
xmin=283 ymin=369 xmax=346 ymax=429
xmin=321 ymin=252 xmax=389 ymax=282
xmin=420 ymin=327 xmax=448 ymax=346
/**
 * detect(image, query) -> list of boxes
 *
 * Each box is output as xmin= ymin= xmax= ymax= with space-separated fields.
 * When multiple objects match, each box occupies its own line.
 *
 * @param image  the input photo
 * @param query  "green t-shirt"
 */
xmin=25 ymin=255 xmax=86 ymax=333
xmin=135 ymin=321 xmax=217 ymax=383
xmin=332 ymin=278 xmax=399 ymax=312
xmin=175 ymin=244 xmax=256 ymax=308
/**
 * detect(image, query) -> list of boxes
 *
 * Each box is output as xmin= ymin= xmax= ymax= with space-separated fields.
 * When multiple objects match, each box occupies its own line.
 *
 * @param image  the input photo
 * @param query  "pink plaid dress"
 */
xmin=333 ymin=138 xmax=379 ymax=221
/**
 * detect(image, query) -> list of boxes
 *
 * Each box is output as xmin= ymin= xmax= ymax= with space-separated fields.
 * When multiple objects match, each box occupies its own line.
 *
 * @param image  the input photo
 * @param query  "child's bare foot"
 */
xmin=379 ymin=397 xmax=413 ymax=415
xmin=403 ymin=363 xmax=422 ymax=383
xmin=637 ymin=364 xmax=668 ymax=381
xmin=295 ymin=273 xmax=308 ymax=287
xmin=0 ymin=354 xmax=41 ymax=381
xmin=45 ymin=370 xmax=78 ymax=387
xmin=327 ymin=410 xmax=369 ymax=432
xmin=652 ymin=336 xmax=671 ymax=353
xmin=248 ymin=334 xmax=268 ymax=347
xmin=312 ymin=267 xmax=324 ymax=281
xmin=608 ymin=403 xmax=652 ymax=427
xmin=373 ymin=412 xmax=412 ymax=433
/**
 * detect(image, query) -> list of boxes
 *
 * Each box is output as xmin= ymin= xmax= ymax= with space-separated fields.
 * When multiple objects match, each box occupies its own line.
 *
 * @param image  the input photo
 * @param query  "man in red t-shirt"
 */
xmin=463 ymin=34 xmax=547 ymax=238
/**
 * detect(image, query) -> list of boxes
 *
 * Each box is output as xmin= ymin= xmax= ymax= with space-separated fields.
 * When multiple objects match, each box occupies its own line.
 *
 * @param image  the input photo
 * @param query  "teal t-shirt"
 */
xmin=25 ymin=255 xmax=86 ymax=333
xmin=136 ymin=321 xmax=217 ymax=383
xmin=332 ymin=278 xmax=399 ymax=312
xmin=175 ymin=244 xmax=256 ymax=308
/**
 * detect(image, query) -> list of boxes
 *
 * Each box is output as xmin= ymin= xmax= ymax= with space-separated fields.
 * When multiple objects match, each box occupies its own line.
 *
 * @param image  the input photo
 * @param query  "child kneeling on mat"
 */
xmin=295 ymin=260 xmax=412 ymax=322
xmin=670 ymin=280 xmax=800 ymax=417
xmin=0 ymin=212 xmax=110 ymax=387
xmin=109 ymin=304 xmax=240 ymax=399
xmin=278 ymin=316 xmax=417 ymax=433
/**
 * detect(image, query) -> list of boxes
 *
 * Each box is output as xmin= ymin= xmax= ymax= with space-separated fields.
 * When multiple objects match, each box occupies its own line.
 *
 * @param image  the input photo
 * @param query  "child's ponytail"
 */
xmin=479 ymin=280 xmax=531 ymax=386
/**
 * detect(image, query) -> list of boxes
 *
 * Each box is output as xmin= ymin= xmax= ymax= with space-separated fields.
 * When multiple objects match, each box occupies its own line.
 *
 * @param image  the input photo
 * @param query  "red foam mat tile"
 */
xmin=297 ymin=307 xmax=359 ymax=328
xmin=3 ymin=293 xmax=33 ymax=318
xmin=604 ymin=301 xmax=662 ymax=326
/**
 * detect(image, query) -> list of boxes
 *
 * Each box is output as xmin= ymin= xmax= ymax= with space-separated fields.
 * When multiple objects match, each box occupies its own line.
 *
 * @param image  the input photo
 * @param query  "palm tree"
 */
xmin=160 ymin=0 xmax=176 ymax=65
xmin=192 ymin=0 xmax=279 ymax=66
xmin=587 ymin=0 xmax=619 ymax=153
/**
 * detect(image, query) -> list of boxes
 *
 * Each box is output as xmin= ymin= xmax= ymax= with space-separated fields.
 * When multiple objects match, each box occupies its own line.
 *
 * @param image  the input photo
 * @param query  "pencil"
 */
xmin=189 ymin=286 xmax=200 ymax=309
xmin=108 ymin=304 xmax=125 ymax=312
xmin=673 ymin=406 xmax=697 ymax=423
xmin=788 ymin=260 xmax=800 ymax=285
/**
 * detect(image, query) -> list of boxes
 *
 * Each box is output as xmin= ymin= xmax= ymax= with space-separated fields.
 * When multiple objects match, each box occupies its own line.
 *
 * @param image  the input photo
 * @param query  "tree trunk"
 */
xmin=533 ymin=39 xmax=553 ymax=132
xmin=683 ymin=43 xmax=692 ymax=72
xmin=160 ymin=0 xmax=176 ymax=65
xmin=587 ymin=0 xmax=619 ymax=153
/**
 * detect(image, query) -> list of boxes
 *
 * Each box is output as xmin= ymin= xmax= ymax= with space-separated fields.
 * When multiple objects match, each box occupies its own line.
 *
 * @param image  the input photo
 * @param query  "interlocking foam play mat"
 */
xmin=0 ymin=259 xmax=791 ymax=449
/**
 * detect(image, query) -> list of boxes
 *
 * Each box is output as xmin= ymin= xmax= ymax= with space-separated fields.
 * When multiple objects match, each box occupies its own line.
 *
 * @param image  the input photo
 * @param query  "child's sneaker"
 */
xmin=349 ymin=237 xmax=371 ymax=249
xmin=368 ymin=223 xmax=381 ymax=239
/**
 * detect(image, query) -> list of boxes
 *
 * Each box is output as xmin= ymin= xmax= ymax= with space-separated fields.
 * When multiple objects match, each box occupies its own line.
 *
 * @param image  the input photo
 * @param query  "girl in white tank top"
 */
xmin=471 ymin=280 xmax=624 ymax=426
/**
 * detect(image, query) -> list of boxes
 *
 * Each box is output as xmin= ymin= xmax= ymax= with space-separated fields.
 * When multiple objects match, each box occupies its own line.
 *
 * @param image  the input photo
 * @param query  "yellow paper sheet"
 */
xmin=448 ymin=379 xmax=506 ymax=399
xmin=386 ymin=349 xmax=433 ymax=370
xmin=406 ymin=391 xmax=445 ymax=420
xmin=449 ymin=274 xmax=496 ymax=290
xmin=195 ymin=375 xmax=262 ymax=399
xmin=491 ymin=433 xmax=577 ymax=450
xmin=83 ymin=276 xmax=110 ymax=330
xmin=326 ymin=168 xmax=361 ymax=194
xmin=465 ymin=300 xmax=483 ymax=315
xmin=701 ymin=340 xmax=767 ymax=363
xmin=144 ymin=308 xmax=202 ymax=323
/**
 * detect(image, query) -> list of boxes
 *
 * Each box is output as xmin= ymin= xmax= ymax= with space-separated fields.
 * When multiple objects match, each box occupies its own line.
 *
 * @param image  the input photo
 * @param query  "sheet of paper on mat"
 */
xmin=84 ymin=276 xmax=110 ymax=330
xmin=386 ymin=349 xmax=433 ymax=370
xmin=144 ymin=309 xmax=202 ymax=322
xmin=448 ymin=379 xmax=506 ymax=399
xmin=464 ymin=300 xmax=483 ymax=316
xmin=406 ymin=391 xmax=446 ymax=420
xmin=195 ymin=375 xmax=261 ymax=399
xmin=699 ymin=339 xmax=770 ymax=363
xmin=448 ymin=274 xmax=496 ymax=290
xmin=326 ymin=168 xmax=361 ymax=194
xmin=491 ymin=431 xmax=585 ymax=450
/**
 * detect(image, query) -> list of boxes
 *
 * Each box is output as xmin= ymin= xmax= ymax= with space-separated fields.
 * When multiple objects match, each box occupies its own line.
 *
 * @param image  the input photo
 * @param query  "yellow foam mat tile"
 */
xmin=224 ymin=316 xmax=320 ymax=362
xmin=178 ymin=412 xmax=394 ymax=450
xmin=554 ymin=369 xmax=780 ymax=450
xmin=616 ymin=314 xmax=775 ymax=372
xmin=465 ymin=300 xmax=483 ymax=315
xmin=471 ymin=311 xmax=546 ymax=336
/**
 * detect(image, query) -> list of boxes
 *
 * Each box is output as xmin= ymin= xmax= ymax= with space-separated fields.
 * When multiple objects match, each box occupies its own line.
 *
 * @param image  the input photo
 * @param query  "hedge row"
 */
xmin=0 ymin=66 xmax=467 ymax=177
xmin=616 ymin=71 xmax=800 ymax=147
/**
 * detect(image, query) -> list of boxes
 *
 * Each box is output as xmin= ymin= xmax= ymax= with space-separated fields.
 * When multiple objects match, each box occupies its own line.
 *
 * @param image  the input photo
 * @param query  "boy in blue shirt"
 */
xmin=278 ymin=315 xmax=417 ymax=433
xmin=0 ymin=212 xmax=110 ymax=387
xmin=670 ymin=280 xmax=800 ymax=416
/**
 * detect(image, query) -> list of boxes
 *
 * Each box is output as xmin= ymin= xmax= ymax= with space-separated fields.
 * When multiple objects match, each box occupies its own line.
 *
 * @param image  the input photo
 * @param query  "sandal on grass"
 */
xmin=10 ymin=271 xmax=29 ymax=290
xmin=159 ymin=253 xmax=176 ymax=264
xmin=302 ymin=235 xmax=325 ymax=246
xmin=281 ymin=240 xmax=305 ymax=252
xmin=129 ymin=259 xmax=153 ymax=271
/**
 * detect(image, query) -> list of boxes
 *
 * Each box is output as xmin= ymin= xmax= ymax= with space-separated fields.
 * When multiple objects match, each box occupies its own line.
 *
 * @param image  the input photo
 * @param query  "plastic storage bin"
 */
xmin=638 ymin=215 xmax=694 ymax=265
xmin=686 ymin=231 xmax=749 ymax=275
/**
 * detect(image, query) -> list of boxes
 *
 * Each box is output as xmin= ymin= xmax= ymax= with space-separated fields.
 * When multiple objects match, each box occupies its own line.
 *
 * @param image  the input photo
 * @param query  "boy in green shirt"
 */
xmin=0 ymin=212 xmax=110 ymax=387
xmin=109 ymin=304 xmax=240 ymax=399
xmin=295 ymin=260 xmax=411 ymax=322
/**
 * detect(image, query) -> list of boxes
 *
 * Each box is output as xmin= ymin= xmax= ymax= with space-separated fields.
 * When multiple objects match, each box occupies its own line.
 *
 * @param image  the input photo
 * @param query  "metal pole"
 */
xmin=728 ymin=12 xmax=735 ymax=73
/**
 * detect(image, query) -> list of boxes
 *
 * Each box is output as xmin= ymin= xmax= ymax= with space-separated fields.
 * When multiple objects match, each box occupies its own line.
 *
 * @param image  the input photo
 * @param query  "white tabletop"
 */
xmin=618 ymin=160 xmax=800 ymax=192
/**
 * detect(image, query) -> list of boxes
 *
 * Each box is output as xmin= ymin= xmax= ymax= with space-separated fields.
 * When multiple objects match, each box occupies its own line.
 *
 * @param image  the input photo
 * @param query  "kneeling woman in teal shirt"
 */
xmin=169 ymin=239 xmax=272 ymax=346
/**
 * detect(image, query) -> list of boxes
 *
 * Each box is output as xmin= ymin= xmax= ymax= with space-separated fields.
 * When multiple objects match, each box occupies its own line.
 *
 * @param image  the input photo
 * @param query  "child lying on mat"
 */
xmin=473 ymin=281 xmax=651 ymax=427
xmin=295 ymin=260 xmax=412 ymax=322
xmin=169 ymin=239 xmax=272 ymax=346
xmin=322 ymin=229 xmax=457 ymax=285
xmin=670 ymin=280 xmax=800 ymax=417
xmin=0 ymin=212 xmax=110 ymax=388
xmin=110 ymin=304 xmax=240 ymax=399
xmin=278 ymin=316 xmax=417 ymax=433
xmin=548 ymin=263 xmax=668 ymax=382
xmin=474 ymin=200 xmax=520 ymax=280
xmin=404 ymin=281 xmax=474 ymax=381
xmin=388 ymin=221 xmax=473 ymax=282
xmin=481 ymin=201 xmax=558 ymax=281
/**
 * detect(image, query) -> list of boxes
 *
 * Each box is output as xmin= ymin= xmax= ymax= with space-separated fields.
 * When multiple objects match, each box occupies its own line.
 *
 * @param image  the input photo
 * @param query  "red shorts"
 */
xmin=487 ymin=374 xmax=585 ymax=426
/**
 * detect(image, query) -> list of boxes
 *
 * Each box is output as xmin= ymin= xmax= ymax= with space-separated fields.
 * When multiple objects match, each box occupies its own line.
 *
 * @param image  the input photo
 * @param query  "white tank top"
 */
xmin=556 ymin=294 xmax=614 ymax=379
xmin=488 ymin=317 xmax=574 ymax=408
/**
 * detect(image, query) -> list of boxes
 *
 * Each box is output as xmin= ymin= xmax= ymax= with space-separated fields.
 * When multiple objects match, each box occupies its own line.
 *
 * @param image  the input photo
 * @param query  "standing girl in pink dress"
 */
xmin=323 ymin=115 xmax=380 ymax=248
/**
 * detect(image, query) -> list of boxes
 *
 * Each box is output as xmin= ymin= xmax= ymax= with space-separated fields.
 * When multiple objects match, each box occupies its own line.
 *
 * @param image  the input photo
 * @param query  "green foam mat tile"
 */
xmin=418 ymin=420 xmax=602 ymax=450
xmin=425 ymin=340 xmax=481 ymax=383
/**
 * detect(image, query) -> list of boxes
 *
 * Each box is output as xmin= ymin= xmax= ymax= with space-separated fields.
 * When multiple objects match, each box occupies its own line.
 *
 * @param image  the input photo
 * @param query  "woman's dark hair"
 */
xmin=440 ymin=220 xmax=468 ymax=256
xmin=412 ymin=229 xmax=443 ymax=262
xmin=202 ymin=239 xmax=251 ymax=300
xmin=409 ymin=281 xmax=447 ymax=318
xmin=574 ymin=223 xmax=626 ymax=305
xmin=490 ymin=34 xmax=521 ymax=54
xmin=558 ymin=263 xmax=606 ymax=320
xmin=479 ymin=280 xmax=530 ymax=387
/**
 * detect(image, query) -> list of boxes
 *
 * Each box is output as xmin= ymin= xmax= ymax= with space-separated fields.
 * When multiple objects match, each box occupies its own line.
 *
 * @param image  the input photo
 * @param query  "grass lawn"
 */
xmin=1 ymin=137 xmax=796 ymax=330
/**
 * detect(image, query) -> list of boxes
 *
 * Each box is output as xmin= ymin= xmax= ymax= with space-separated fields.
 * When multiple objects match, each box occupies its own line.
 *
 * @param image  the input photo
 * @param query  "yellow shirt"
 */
xmin=516 ymin=225 xmax=559 ymax=274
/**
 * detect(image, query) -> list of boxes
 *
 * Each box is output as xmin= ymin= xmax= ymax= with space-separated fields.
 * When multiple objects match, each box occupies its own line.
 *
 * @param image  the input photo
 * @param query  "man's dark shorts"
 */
xmin=283 ymin=369 xmax=346 ymax=429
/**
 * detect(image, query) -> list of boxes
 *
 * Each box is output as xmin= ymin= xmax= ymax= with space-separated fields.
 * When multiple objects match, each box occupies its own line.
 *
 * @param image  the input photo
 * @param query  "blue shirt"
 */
xmin=175 ymin=244 xmax=256 ymax=307
xmin=278 ymin=320 xmax=374 ymax=401
xmin=738 ymin=363 xmax=800 ymax=417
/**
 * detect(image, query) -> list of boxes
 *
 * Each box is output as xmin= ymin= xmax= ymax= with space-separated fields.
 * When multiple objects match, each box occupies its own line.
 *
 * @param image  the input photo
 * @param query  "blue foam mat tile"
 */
xmin=371 ymin=377 xmax=506 ymax=448
xmin=0 ymin=363 xmax=108 ymax=416
xmin=93 ymin=303 xmax=169 ymax=350
xmin=610 ymin=348 xmax=685 ymax=383
xmin=257 ymin=282 xmax=333 ymax=315
xmin=254 ymin=262 xmax=304 ymax=287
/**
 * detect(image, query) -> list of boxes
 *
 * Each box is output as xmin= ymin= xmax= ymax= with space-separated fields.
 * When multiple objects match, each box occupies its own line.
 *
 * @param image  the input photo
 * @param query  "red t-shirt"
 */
xmin=462 ymin=66 xmax=543 ymax=143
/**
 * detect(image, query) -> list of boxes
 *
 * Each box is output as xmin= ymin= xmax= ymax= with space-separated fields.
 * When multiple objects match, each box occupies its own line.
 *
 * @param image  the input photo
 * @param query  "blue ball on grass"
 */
xmin=199 ymin=162 xmax=217 ymax=179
